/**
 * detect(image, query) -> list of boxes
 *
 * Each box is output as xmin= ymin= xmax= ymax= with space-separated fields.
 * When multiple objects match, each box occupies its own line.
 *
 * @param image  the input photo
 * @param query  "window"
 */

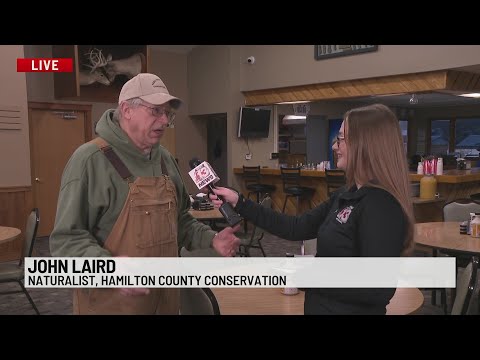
xmin=455 ymin=118 xmax=480 ymax=156
xmin=430 ymin=119 xmax=450 ymax=155
xmin=429 ymin=117 xmax=480 ymax=157
xmin=399 ymin=120 xmax=408 ymax=154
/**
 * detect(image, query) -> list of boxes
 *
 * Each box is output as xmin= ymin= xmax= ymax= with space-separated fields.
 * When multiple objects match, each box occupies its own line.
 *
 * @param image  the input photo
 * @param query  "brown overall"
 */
xmin=73 ymin=137 xmax=179 ymax=315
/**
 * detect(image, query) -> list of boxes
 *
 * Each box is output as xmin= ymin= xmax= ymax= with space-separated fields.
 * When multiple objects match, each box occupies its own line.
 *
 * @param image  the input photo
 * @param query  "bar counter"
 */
xmin=411 ymin=168 xmax=480 ymax=204
xmin=233 ymin=167 xmax=480 ymax=220
xmin=234 ymin=167 xmax=330 ymax=215
xmin=410 ymin=167 xmax=480 ymax=184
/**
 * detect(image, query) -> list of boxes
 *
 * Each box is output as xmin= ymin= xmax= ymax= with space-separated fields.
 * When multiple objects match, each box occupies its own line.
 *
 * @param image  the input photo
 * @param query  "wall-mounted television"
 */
xmin=237 ymin=107 xmax=271 ymax=138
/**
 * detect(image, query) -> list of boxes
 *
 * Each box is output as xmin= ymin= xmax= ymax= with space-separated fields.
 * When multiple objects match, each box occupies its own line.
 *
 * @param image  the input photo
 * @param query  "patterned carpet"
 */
xmin=0 ymin=232 xmax=471 ymax=315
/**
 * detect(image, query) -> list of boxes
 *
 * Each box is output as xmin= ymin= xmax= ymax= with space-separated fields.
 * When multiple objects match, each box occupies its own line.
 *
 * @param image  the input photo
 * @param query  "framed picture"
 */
xmin=315 ymin=45 xmax=378 ymax=60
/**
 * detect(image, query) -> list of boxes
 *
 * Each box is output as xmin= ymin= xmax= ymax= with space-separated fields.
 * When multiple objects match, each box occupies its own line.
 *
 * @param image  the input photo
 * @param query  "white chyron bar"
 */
xmin=188 ymin=161 xmax=220 ymax=190
xmin=24 ymin=257 xmax=456 ymax=289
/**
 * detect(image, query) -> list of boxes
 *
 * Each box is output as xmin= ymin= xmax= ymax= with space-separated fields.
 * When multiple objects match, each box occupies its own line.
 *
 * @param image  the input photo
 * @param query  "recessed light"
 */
xmin=276 ymin=101 xmax=311 ymax=104
xmin=283 ymin=115 xmax=306 ymax=120
xmin=458 ymin=93 xmax=480 ymax=98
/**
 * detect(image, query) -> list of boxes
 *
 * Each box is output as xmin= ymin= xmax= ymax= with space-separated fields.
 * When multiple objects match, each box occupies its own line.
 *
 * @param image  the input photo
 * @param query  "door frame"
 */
xmin=28 ymin=102 xmax=93 ymax=232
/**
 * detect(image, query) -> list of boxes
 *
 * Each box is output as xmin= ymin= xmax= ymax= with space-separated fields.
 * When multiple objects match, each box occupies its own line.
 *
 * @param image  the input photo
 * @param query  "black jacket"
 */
xmin=235 ymin=186 xmax=408 ymax=315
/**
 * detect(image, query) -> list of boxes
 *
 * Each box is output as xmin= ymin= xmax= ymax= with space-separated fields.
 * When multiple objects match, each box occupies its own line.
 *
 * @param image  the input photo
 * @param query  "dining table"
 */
xmin=189 ymin=208 xmax=226 ymax=230
xmin=415 ymin=221 xmax=480 ymax=313
xmin=0 ymin=226 xmax=21 ymax=245
xmin=415 ymin=222 xmax=480 ymax=255
xmin=212 ymin=287 xmax=424 ymax=315
xmin=189 ymin=208 xmax=223 ymax=222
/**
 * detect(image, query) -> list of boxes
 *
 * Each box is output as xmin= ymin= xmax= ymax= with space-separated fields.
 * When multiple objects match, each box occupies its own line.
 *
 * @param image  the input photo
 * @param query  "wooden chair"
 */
xmin=0 ymin=208 xmax=40 ymax=315
xmin=451 ymin=256 xmax=479 ymax=315
xmin=435 ymin=199 xmax=480 ymax=312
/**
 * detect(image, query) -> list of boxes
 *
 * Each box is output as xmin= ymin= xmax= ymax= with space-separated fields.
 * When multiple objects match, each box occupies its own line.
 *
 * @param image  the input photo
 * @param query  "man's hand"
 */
xmin=212 ymin=224 xmax=241 ymax=257
xmin=209 ymin=187 xmax=240 ymax=208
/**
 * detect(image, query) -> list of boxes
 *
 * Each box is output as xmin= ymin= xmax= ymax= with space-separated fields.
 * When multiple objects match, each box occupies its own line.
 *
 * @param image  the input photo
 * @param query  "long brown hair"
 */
xmin=344 ymin=104 xmax=414 ymax=256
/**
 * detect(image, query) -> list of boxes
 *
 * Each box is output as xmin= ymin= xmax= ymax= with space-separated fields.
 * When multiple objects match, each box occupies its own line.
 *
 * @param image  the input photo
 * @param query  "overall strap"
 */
xmin=160 ymin=155 xmax=169 ymax=177
xmin=90 ymin=137 xmax=133 ymax=182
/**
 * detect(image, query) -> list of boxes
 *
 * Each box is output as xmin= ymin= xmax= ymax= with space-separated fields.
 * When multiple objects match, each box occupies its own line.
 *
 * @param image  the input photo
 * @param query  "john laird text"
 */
xmin=28 ymin=259 xmax=116 ymax=274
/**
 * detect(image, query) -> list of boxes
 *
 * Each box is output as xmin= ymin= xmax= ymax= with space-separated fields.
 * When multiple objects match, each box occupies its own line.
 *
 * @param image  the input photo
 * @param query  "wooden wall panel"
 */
xmin=0 ymin=187 xmax=33 ymax=261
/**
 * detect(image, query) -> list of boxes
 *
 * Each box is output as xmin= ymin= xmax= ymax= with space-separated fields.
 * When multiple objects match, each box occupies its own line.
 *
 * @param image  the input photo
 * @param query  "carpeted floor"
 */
xmin=0 ymin=233 xmax=472 ymax=315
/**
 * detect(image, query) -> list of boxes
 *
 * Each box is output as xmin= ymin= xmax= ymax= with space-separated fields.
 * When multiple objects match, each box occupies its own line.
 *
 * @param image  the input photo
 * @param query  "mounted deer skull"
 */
xmin=104 ymin=53 xmax=146 ymax=82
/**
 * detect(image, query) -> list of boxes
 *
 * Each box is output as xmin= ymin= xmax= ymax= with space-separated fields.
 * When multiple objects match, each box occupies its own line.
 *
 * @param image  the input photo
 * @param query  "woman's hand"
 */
xmin=209 ymin=187 xmax=240 ymax=208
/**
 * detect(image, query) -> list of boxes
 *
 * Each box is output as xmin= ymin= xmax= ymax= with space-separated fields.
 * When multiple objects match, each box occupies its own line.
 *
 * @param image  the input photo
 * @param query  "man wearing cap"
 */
xmin=50 ymin=73 xmax=241 ymax=315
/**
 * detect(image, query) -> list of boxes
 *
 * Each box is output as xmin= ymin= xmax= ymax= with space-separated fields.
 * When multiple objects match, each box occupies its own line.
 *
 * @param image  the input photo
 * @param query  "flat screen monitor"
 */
xmin=238 ymin=107 xmax=271 ymax=138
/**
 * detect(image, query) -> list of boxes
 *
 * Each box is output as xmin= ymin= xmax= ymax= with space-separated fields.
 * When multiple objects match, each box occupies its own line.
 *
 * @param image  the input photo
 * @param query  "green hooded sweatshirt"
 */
xmin=49 ymin=109 xmax=216 ymax=257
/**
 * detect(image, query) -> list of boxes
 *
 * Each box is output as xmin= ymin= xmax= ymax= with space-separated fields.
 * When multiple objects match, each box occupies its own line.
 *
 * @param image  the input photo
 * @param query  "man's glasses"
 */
xmin=335 ymin=134 xmax=345 ymax=146
xmin=138 ymin=104 xmax=176 ymax=127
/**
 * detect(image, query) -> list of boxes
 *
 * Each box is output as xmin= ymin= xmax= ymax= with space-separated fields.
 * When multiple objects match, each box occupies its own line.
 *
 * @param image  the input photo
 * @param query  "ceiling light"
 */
xmin=276 ymin=101 xmax=311 ymax=104
xmin=282 ymin=115 xmax=306 ymax=125
xmin=409 ymin=94 xmax=418 ymax=105
xmin=283 ymin=115 xmax=306 ymax=120
xmin=458 ymin=93 xmax=480 ymax=98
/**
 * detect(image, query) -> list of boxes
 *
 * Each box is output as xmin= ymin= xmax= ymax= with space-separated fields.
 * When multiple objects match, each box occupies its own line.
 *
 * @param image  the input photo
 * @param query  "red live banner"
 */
xmin=17 ymin=58 xmax=73 ymax=72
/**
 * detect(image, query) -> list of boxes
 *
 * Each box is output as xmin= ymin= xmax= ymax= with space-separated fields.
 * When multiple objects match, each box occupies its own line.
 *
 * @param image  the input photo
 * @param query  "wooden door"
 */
xmin=29 ymin=103 xmax=92 ymax=237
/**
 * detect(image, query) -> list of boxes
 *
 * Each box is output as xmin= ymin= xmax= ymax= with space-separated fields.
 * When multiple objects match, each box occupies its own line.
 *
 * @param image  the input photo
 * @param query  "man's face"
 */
xmin=123 ymin=101 xmax=174 ymax=150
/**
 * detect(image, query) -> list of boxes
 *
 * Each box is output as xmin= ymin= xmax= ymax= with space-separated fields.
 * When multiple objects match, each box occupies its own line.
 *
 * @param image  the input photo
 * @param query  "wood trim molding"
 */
xmin=28 ymin=102 xmax=93 ymax=111
xmin=0 ymin=186 xmax=31 ymax=192
xmin=243 ymin=70 xmax=480 ymax=106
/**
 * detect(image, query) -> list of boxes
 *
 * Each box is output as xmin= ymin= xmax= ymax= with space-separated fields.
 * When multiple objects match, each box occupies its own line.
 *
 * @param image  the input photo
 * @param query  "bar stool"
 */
xmin=242 ymin=166 xmax=276 ymax=203
xmin=280 ymin=167 xmax=315 ymax=214
xmin=242 ymin=166 xmax=276 ymax=233
xmin=325 ymin=169 xmax=346 ymax=197
xmin=280 ymin=167 xmax=315 ymax=256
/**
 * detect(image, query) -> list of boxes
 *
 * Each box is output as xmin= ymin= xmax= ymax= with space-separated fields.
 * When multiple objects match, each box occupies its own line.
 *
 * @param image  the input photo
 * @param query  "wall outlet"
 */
xmin=245 ymin=153 xmax=252 ymax=160
xmin=270 ymin=152 xmax=279 ymax=159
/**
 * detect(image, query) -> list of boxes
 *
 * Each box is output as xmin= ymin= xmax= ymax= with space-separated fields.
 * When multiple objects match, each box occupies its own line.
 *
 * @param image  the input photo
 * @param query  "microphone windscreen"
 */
xmin=188 ymin=160 xmax=220 ymax=190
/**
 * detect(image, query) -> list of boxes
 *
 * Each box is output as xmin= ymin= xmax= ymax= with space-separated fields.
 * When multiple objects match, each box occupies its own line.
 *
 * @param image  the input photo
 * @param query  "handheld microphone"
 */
xmin=188 ymin=158 xmax=243 ymax=227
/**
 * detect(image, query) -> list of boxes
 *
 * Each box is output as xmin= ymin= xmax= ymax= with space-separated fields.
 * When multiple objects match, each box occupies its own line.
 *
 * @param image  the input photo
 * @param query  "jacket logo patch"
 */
xmin=336 ymin=205 xmax=354 ymax=224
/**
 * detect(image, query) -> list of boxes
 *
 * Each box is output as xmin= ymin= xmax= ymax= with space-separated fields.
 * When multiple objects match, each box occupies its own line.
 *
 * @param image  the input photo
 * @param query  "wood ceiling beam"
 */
xmin=446 ymin=70 xmax=480 ymax=92
xmin=243 ymin=70 xmax=466 ymax=106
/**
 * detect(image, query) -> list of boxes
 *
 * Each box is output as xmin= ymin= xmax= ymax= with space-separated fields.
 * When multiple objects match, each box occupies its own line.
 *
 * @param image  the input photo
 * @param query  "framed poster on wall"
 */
xmin=315 ymin=45 xmax=378 ymax=60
